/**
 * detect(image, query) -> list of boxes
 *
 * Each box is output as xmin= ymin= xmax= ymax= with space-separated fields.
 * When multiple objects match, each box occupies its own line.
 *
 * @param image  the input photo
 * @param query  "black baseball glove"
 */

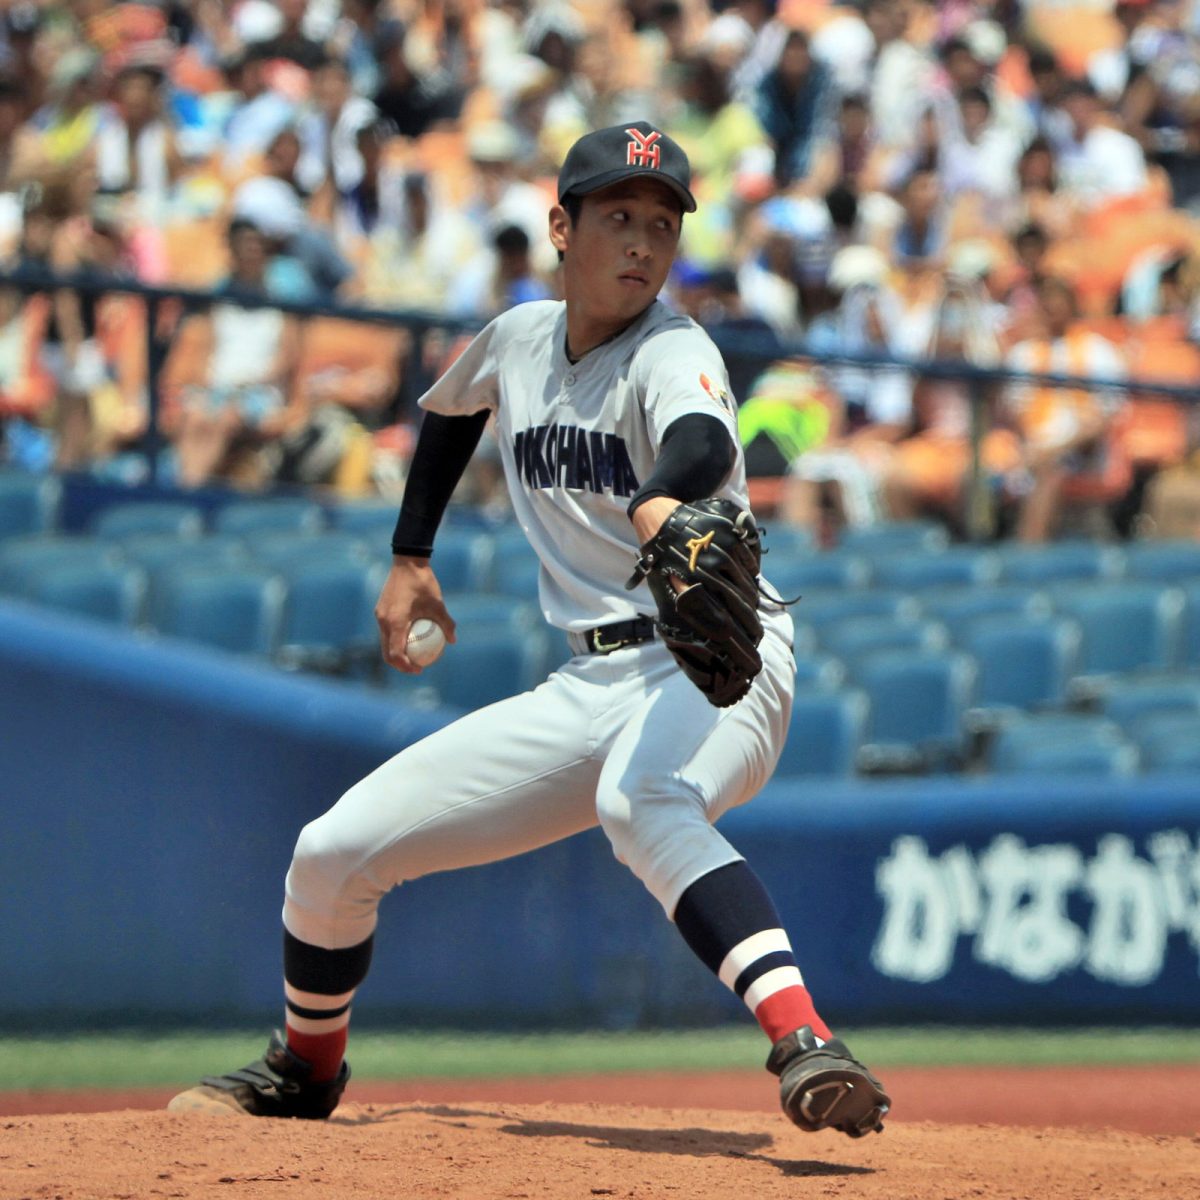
xmin=625 ymin=497 xmax=764 ymax=707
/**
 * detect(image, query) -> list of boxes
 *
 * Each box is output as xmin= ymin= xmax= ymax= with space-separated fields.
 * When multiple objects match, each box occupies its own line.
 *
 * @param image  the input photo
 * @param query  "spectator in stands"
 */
xmin=255 ymin=0 xmax=326 ymax=71
xmin=212 ymin=45 xmax=297 ymax=176
xmin=232 ymin=130 xmax=352 ymax=300
xmin=937 ymin=85 xmax=1023 ymax=209
xmin=1002 ymin=276 xmax=1128 ymax=541
xmin=863 ymin=0 xmax=932 ymax=152
xmin=1002 ymin=136 xmax=1073 ymax=242
xmin=1121 ymin=246 xmax=1200 ymax=331
xmin=787 ymin=246 xmax=919 ymax=534
xmin=883 ymin=256 xmax=1011 ymax=530
xmin=461 ymin=121 xmax=549 ymax=253
xmin=891 ymin=161 xmax=948 ymax=272
xmin=33 ymin=47 xmax=103 ymax=177
xmin=168 ymin=217 xmax=305 ymax=488
xmin=446 ymin=222 xmax=552 ymax=318
xmin=41 ymin=176 xmax=151 ymax=473
xmin=1023 ymin=48 xmax=1072 ymax=147
xmin=94 ymin=63 xmax=183 ymax=227
xmin=329 ymin=0 xmax=391 ymax=98
xmin=670 ymin=51 xmax=768 ymax=200
xmin=354 ymin=170 xmax=482 ymax=309
xmin=333 ymin=118 xmax=402 ymax=260
xmin=1056 ymin=80 xmax=1148 ymax=209
xmin=371 ymin=21 xmax=459 ymax=139
xmin=729 ymin=0 xmax=788 ymax=105
xmin=1117 ymin=2 xmax=1200 ymax=206
xmin=930 ymin=26 xmax=1032 ymax=151
xmin=753 ymin=29 xmax=836 ymax=192
xmin=296 ymin=56 xmax=378 ymax=199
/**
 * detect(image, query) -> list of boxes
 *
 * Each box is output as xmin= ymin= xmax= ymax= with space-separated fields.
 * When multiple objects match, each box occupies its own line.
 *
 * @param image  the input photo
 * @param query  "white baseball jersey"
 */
xmin=420 ymin=299 xmax=788 ymax=639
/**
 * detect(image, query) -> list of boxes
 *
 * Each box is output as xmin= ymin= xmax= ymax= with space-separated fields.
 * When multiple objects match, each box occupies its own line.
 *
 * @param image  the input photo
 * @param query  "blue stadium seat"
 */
xmin=442 ymin=592 xmax=541 ymax=631
xmin=386 ymin=627 xmax=543 ymax=709
xmin=15 ymin=561 xmax=147 ymax=627
xmin=421 ymin=528 xmax=494 ymax=593
xmin=1179 ymin=582 xmax=1200 ymax=667
xmin=774 ymin=687 xmax=869 ymax=778
xmin=275 ymin=559 xmax=385 ymax=672
xmin=822 ymin=616 xmax=947 ymax=665
xmin=988 ymin=714 xmax=1138 ymax=777
xmin=765 ymin=552 xmax=870 ymax=595
xmin=854 ymin=649 xmax=975 ymax=770
xmin=121 ymin=533 xmax=249 ymax=620
xmin=1050 ymin=583 xmax=1184 ymax=678
xmin=1129 ymin=713 xmax=1200 ymax=773
xmin=0 ymin=535 xmax=119 ymax=593
xmin=151 ymin=566 xmax=285 ymax=656
xmin=870 ymin=547 xmax=1001 ymax=592
xmin=91 ymin=501 xmax=205 ymax=540
xmin=791 ymin=589 xmax=920 ymax=633
xmin=0 ymin=470 xmax=61 ymax=539
xmin=791 ymin=654 xmax=846 ymax=689
xmin=244 ymin=529 xmax=368 ymax=571
xmin=994 ymin=541 xmax=1125 ymax=586
xmin=213 ymin=498 xmax=326 ymax=537
xmin=962 ymin=613 xmax=1081 ymax=712
xmin=1101 ymin=675 xmax=1200 ymax=729
xmin=921 ymin=586 xmax=1049 ymax=643
xmin=491 ymin=552 xmax=542 ymax=599
xmin=991 ymin=735 xmax=1140 ymax=777
xmin=758 ymin=525 xmax=816 ymax=559
xmin=1122 ymin=540 xmax=1200 ymax=585
xmin=838 ymin=519 xmax=950 ymax=556
xmin=328 ymin=501 xmax=401 ymax=538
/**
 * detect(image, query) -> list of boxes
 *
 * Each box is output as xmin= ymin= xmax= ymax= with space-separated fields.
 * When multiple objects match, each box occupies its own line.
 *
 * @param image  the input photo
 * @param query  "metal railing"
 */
xmin=5 ymin=265 xmax=1198 ymax=540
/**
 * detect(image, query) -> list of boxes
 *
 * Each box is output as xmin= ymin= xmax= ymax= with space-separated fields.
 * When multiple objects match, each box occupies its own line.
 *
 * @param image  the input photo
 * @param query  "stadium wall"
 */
xmin=2 ymin=601 xmax=1197 ymax=1029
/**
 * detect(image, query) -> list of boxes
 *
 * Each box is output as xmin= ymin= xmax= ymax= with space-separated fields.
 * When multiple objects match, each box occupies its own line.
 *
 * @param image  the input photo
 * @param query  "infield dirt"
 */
xmin=3 ymin=1068 xmax=1199 ymax=1200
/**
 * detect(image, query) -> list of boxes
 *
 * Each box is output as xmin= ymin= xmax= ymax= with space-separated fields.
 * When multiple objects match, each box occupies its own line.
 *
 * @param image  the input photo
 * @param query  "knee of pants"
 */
xmin=595 ymin=769 xmax=707 ymax=879
xmin=287 ymin=806 xmax=383 ymax=923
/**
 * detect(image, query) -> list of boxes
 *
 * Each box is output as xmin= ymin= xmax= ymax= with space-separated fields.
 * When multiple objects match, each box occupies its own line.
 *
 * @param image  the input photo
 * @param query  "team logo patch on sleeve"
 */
xmin=699 ymin=372 xmax=734 ymax=414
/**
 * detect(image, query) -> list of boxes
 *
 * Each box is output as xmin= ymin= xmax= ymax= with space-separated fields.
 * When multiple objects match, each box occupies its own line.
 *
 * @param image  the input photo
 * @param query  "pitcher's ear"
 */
xmin=548 ymin=203 xmax=571 ymax=256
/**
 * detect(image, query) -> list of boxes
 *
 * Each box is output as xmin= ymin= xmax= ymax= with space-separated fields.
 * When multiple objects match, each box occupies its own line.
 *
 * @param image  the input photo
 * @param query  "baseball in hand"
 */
xmin=406 ymin=618 xmax=446 ymax=667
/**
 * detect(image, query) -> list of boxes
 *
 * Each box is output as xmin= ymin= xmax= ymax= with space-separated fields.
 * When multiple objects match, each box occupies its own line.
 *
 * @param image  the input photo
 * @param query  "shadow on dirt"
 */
xmin=335 ymin=1104 xmax=875 ymax=1177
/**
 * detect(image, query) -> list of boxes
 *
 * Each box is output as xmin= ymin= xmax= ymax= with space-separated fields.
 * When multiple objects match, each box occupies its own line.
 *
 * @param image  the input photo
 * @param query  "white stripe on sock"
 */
xmin=284 ymin=983 xmax=357 ymax=1010
xmin=742 ymin=965 xmax=805 ymax=1013
xmin=285 ymin=1008 xmax=353 ymax=1036
xmin=716 ymin=929 xmax=794 ymax=991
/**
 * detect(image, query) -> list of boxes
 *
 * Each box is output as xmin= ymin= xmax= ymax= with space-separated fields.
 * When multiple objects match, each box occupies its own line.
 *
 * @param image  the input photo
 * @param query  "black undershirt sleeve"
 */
xmin=627 ymin=412 xmax=737 ymax=517
xmin=390 ymin=409 xmax=491 ymax=557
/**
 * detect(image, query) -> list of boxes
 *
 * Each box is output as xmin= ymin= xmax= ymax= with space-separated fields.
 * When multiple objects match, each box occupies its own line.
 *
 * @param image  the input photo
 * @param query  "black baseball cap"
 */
xmin=557 ymin=120 xmax=697 ymax=213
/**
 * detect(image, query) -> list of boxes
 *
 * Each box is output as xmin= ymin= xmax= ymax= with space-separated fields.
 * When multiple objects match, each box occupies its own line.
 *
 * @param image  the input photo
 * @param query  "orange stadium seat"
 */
xmin=1114 ymin=339 xmax=1200 ymax=469
xmin=163 ymin=219 xmax=229 ymax=287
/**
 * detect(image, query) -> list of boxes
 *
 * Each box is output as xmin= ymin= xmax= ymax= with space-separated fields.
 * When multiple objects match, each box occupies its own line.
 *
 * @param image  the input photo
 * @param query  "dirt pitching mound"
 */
xmin=4 ymin=1101 xmax=1198 ymax=1200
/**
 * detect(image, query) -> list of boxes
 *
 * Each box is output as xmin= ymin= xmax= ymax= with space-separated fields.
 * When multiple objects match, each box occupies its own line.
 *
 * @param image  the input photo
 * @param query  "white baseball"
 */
xmin=406 ymin=618 xmax=446 ymax=667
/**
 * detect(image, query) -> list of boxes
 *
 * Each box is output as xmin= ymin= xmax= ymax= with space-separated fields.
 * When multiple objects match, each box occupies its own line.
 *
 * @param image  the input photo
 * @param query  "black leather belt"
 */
xmin=578 ymin=615 xmax=656 ymax=655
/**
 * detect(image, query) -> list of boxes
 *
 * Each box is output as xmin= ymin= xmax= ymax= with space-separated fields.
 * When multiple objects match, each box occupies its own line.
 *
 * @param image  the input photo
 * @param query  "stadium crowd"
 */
xmin=0 ymin=0 xmax=1199 ymax=544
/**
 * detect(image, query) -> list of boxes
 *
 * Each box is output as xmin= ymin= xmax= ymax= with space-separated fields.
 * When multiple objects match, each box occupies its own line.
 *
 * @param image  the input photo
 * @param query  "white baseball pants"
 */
xmin=283 ymin=621 xmax=795 ymax=951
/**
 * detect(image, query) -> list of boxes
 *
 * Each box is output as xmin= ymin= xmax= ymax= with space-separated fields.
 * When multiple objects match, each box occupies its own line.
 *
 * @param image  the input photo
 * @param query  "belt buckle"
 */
xmin=591 ymin=626 xmax=627 ymax=654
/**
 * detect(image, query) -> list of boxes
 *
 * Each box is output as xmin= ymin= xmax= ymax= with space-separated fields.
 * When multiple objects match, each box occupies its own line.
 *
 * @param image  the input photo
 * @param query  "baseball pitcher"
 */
xmin=169 ymin=122 xmax=890 ymax=1139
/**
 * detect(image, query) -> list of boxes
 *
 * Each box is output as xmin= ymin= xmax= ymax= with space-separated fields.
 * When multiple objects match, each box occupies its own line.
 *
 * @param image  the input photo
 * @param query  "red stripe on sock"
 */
xmin=753 ymin=985 xmax=833 ymax=1044
xmin=285 ymin=1024 xmax=348 ymax=1084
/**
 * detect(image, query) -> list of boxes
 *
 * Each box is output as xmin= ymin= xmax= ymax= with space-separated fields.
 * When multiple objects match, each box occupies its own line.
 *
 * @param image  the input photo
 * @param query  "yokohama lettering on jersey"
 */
xmin=417 ymin=300 xmax=749 ymax=633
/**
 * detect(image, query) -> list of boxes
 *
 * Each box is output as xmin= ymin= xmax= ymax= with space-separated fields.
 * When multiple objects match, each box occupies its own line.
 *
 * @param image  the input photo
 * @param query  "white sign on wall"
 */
xmin=872 ymin=831 xmax=1200 ymax=986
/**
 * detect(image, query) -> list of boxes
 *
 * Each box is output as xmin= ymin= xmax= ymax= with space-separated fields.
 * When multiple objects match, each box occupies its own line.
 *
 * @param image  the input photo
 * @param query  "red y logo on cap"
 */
xmin=626 ymin=128 xmax=662 ymax=169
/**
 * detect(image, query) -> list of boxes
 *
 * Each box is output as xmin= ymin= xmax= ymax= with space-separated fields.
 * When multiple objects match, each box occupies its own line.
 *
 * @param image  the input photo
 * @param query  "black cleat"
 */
xmin=167 ymin=1031 xmax=349 ymax=1119
xmin=766 ymin=1025 xmax=890 ymax=1138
